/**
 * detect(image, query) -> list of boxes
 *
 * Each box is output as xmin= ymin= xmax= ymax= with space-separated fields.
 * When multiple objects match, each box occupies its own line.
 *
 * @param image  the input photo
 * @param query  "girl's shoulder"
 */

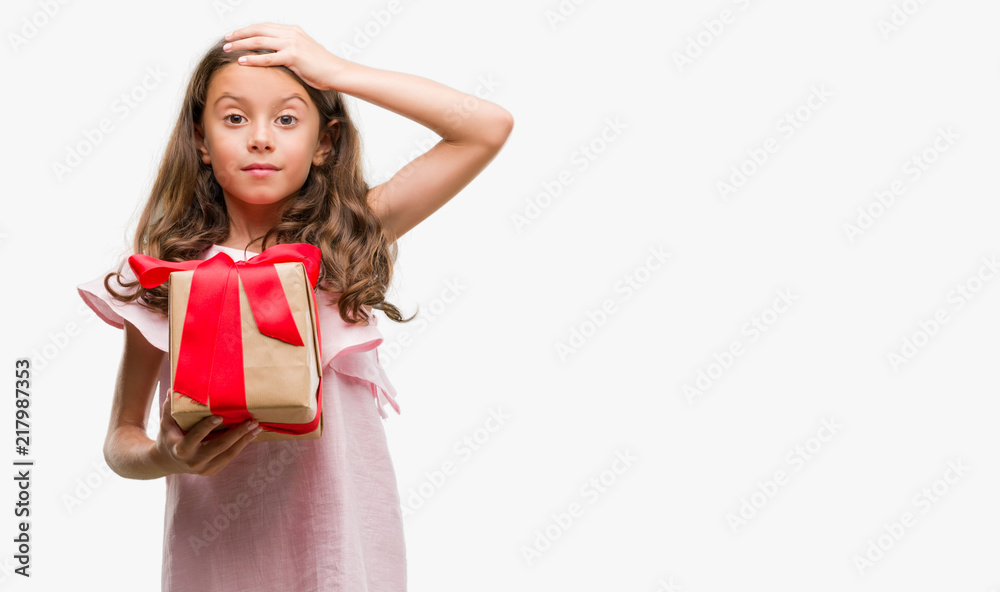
xmin=76 ymin=256 xmax=170 ymax=352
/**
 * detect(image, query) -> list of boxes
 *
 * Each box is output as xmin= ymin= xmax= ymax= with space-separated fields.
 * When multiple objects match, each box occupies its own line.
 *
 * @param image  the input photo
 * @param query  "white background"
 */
xmin=3 ymin=0 xmax=1000 ymax=590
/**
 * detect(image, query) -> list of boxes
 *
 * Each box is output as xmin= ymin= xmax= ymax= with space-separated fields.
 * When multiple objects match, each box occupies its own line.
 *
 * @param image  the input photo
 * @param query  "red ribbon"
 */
xmin=128 ymin=243 xmax=324 ymax=436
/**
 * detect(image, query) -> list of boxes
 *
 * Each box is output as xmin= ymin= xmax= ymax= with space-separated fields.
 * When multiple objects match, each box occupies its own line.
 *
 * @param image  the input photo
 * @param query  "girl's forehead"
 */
xmin=207 ymin=64 xmax=313 ymax=106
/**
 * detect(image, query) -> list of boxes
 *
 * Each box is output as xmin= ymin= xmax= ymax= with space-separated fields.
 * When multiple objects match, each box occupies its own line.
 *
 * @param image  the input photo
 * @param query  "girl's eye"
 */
xmin=223 ymin=114 xmax=296 ymax=125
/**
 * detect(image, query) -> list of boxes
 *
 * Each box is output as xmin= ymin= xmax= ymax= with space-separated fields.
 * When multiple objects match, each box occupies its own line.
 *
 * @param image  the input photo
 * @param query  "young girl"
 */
xmin=76 ymin=22 xmax=512 ymax=591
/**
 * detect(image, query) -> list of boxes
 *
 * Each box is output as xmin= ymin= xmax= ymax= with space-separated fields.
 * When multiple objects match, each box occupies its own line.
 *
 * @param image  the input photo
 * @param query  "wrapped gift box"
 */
xmin=130 ymin=245 xmax=324 ymax=442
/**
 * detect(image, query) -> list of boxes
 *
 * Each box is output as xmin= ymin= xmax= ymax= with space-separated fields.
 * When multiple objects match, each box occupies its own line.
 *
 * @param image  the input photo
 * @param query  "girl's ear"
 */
xmin=313 ymin=120 xmax=339 ymax=166
xmin=194 ymin=122 xmax=211 ymax=165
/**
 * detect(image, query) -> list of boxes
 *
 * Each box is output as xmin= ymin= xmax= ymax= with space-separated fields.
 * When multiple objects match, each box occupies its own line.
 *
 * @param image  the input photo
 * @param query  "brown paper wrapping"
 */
xmin=167 ymin=261 xmax=323 ymax=442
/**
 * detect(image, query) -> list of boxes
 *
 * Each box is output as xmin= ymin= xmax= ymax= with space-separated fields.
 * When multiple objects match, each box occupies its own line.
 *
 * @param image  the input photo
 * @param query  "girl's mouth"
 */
xmin=244 ymin=169 xmax=277 ymax=178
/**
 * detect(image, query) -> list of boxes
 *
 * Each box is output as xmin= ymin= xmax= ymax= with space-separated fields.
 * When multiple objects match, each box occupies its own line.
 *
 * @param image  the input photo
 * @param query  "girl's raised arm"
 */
xmin=223 ymin=23 xmax=515 ymax=241
xmin=332 ymin=62 xmax=514 ymax=241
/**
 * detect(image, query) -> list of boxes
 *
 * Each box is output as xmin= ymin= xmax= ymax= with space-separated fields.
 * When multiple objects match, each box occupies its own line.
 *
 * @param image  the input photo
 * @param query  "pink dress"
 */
xmin=76 ymin=244 xmax=407 ymax=592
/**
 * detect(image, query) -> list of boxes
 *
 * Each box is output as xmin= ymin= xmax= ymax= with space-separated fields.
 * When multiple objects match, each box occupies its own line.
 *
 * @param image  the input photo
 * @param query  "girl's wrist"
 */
xmin=147 ymin=439 xmax=176 ymax=479
xmin=322 ymin=56 xmax=361 ymax=92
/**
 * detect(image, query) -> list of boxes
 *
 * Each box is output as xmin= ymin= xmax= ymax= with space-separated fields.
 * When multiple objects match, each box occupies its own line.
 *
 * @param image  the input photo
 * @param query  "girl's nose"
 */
xmin=248 ymin=124 xmax=273 ymax=151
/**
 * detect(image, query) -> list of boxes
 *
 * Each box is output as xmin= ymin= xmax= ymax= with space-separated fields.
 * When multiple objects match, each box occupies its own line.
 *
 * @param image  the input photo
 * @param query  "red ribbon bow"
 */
xmin=128 ymin=243 xmax=324 ymax=436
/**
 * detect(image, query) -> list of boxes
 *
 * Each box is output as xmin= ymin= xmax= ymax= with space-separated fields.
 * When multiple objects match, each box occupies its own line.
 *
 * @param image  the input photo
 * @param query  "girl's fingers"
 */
xmin=165 ymin=393 xmax=221 ymax=451
xmin=189 ymin=414 xmax=226 ymax=445
xmin=224 ymin=35 xmax=272 ymax=52
xmin=202 ymin=427 xmax=260 ymax=473
xmin=200 ymin=419 xmax=259 ymax=454
xmin=235 ymin=50 xmax=280 ymax=68
xmin=225 ymin=37 xmax=290 ymax=61
xmin=225 ymin=22 xmax=293 ymax=42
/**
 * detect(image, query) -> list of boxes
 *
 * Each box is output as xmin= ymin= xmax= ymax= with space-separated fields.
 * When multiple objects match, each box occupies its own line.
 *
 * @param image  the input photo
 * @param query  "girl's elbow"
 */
xmin=103 ymin=437 xmax=124 ymax=478
xmin=485 ymin=109 xmax=514 ymax=150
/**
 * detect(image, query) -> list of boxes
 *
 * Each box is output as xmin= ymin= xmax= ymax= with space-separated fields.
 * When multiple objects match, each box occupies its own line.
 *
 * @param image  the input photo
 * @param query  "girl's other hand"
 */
xmin=155 ymin=390 xmax=261 ymax=477
xmin=223 ymin=22 xmax=347 ymax=91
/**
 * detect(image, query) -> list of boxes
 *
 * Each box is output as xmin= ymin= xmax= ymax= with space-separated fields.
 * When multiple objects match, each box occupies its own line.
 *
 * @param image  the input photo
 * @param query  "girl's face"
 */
xmin=194 ymin=63 xmax=332 ymax=209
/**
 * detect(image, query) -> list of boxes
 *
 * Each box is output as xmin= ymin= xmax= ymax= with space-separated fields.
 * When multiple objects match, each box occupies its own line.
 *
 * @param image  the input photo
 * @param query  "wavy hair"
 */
xmin=104 ymin=38 xmax=414 ymax=326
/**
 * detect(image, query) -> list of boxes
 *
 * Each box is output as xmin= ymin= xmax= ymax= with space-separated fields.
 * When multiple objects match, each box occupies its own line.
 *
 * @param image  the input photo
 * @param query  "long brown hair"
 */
xmin=105 ymin=38 xmax=414 ymax=326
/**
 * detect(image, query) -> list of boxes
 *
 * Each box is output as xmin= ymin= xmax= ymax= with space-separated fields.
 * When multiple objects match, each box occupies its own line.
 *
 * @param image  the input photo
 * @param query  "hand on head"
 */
xmin=223 ymin=22 xmax=348 ymax=92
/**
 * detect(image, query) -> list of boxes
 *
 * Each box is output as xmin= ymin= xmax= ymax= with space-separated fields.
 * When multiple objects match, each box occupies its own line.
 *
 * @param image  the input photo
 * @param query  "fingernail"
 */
xmin=248 ymin=421 xmax=259 ymax=430
xmin=210 ymin=416 xmax=223 ymax=424
xmin=252 ymin=427 xmax=264 ymax=436
xmin=223 ymin=42 xmax=232 ymax=51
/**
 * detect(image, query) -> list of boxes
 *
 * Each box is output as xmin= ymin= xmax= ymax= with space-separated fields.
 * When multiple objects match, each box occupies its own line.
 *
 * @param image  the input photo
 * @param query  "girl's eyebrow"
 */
xmin=213 ymin=94 xmax=307 ymax=107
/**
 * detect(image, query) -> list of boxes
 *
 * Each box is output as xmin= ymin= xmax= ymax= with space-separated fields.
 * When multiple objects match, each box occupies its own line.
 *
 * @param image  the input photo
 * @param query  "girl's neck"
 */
xmin=223 ymin=198 xmax=287 ymax=253
xmin=218 ymin=236 xmax=264 ymax=253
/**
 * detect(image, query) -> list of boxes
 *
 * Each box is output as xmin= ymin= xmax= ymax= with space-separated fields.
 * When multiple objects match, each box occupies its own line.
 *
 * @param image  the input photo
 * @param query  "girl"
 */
xmin=76 ymin=22 xmax=512 ymax=591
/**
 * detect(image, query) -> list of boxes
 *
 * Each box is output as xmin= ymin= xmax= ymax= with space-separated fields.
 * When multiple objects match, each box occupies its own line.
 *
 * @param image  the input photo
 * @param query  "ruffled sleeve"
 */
xmin=76 ymin=261 xmax=170 ymax=352
xmin=315 ymin=300 xmax=401 ymax=419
